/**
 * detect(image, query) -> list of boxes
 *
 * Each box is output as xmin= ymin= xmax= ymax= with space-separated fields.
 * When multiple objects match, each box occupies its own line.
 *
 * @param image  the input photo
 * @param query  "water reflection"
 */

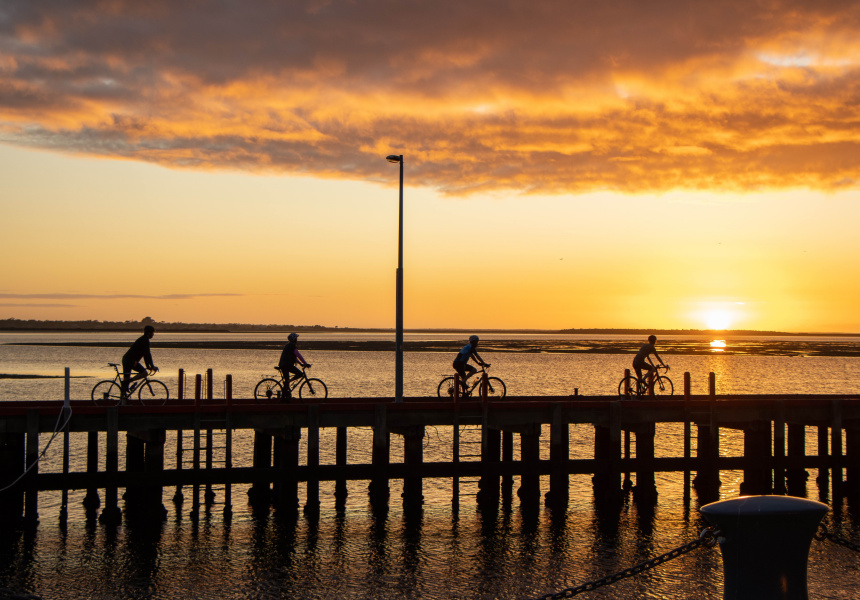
xmin=709 ymin=340 xmax=727 ymax=352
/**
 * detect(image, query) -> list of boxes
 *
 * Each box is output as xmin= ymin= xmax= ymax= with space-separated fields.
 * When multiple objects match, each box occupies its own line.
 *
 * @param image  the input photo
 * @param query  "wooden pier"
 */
xmin=1 ymin=370 xmax=859 ymax=525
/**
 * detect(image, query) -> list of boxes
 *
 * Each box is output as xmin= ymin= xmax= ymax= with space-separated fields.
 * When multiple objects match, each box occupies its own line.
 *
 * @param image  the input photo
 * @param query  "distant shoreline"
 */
xmin=7 ymin=338 xmax=860 ymax=356
xmin=2 ymin=325 xmax=859 ymax=337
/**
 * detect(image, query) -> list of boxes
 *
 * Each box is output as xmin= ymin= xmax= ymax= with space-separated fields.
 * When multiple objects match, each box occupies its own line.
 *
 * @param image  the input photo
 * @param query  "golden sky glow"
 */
xmin=2 ymin=1 xmax=860 ymax=331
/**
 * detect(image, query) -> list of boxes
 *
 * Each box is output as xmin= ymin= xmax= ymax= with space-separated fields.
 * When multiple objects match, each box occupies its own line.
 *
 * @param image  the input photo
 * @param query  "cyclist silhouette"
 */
xmin=121 ymin=325 xmax=158 ymax=398
xmin=633 ymin=334 xmax=665 ymax=392
xmin=453 ymin=335 xmax=490 ymax=387
xmin=279 ymin=332 xmax=311 ymax=400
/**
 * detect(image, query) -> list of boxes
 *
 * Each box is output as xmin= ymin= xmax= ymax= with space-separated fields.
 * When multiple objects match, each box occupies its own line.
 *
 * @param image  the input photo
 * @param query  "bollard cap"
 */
xmin=701 ymin=495 xmax=829 ymax=519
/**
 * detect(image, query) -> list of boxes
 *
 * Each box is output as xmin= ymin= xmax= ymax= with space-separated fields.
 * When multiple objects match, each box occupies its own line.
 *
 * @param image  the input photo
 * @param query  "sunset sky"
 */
xmin=2 ymin=1 xmax=860 ymax=332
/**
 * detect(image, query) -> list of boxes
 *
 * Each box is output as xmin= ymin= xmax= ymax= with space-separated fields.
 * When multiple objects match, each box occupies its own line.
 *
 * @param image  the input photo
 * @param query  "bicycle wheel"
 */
xmin=298 ymin=378 xmax=328 ymax=400
xmin=484 ymin=377 xmax=506 ymax=399
xmin=437 ymin=376 xmax=458 ymax=399
xmin=92 ymin=380 xmax=122 ymax=406
xmin=618 ymin=375 xmax=639 ymax=397
xmin=653 ymin=376 xmax=674 ymax=396
xmin=254 ymin=378 xmax=283 ymax=403
xmin=138 ymin=380 xmax=169 ymax=406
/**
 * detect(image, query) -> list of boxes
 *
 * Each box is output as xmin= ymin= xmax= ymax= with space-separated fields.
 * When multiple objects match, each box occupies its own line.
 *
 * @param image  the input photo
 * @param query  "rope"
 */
xmin=0 ymin=399 xmax=72 ymax=494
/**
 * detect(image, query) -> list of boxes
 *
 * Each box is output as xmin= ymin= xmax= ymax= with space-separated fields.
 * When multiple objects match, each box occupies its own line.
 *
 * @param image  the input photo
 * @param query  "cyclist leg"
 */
xmin=283 ymin=365 xmax=303 ymax=400
xmin=453 ymin=362 xmax=470 ymax=393
xmin=121 ymin=359 xmax=146 ymax=397
xmin=632 ymin=360 xmax=653 ymax=393
xmin=640 ymin=362 xmax=656 ymax=393
xmin=462 ymin=364 xmax=477 ymax=389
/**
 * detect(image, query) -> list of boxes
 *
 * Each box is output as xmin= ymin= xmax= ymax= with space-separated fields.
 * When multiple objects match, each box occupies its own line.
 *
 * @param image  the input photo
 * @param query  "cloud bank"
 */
xmin=2 ymin=0 xmax=860 ymax=194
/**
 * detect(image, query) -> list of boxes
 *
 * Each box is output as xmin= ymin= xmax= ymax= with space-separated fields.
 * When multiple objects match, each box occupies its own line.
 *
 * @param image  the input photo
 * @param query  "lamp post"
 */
xmin=386 ymin=154 xmax=404 ymax=403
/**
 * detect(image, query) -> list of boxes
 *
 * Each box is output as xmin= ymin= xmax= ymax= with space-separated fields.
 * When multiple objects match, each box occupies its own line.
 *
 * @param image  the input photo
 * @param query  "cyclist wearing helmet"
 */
xmin=278 ymin=332 xmax=311 ymax=400
xmin=453 ymin=335 xmax=490 ymax=388
xmin=121 ymin=325 xmax=158 ymax=399
xmin=633 ymin=334 xmax=665 ymax=392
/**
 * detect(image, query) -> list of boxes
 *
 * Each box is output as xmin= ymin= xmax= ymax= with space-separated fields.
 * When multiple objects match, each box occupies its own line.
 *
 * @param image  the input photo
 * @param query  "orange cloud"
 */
xmin=2 ymin=0 xmax=860 ymax=193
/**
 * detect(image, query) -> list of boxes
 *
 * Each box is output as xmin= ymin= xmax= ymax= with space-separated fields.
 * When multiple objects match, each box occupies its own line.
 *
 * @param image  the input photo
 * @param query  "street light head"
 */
xmin=386 ymin=155 xmax=402 ymax=163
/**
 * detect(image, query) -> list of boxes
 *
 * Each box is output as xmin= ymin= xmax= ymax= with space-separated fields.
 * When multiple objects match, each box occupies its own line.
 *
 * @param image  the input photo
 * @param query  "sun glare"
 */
xmin=705 ymin=309 xmax=732 ymax=330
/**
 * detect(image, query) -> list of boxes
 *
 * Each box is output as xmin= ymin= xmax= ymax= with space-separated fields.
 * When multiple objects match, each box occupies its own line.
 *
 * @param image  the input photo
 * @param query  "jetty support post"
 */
xmin=304 ymin=404 xmax=321 ymax=516
xmin=772 ymin=401 xmax=786 ymax=495
xmin=24 ymin=408 xmax=39 ymax=526
xmin=83 ymin=432 xmax=101 ymax=511
xmin=0 ymin=425 xmax=25 ymax=523
xmin=816 ymin=421 xmax=830 ymax=503
xmin=517 ymin=423 xmax=541 ymax=509
xmin=400 ymin=425 xmax=425 ymax=508
xmin=369 ymin=404 xmax=390 ymax=506
xmin=786 ymin=422 xmax=808 ymax=497
xmin=592 ymin=401 xmax=622 ymax=503
xmin=633 ymin=421 xmax=658 ymax=504
xmin=701 ymin=495 xmax=828 ymax=600
xmin=545 ymin=403 xmax=569 ymax=508
xmin=476 ymin=406 xmax=501 ymax=507
xmin=60 ymin=368 xmax=70 ymax=523
xmin=273 ymin=426 xmax=301 ymax=514
xmin=249 ymin=429 xmax=272 ymax=507
xmin=740 ymin=420 xmax=772 ymax=496
xmin=683 ymin=372 xmax=691 ymax=504
xmin=174 ymin=368 xmax=185 ymax=505
xmin=831 ymin=400 xmax=844 ymax=503
xmin=693 ymin=373 xmax=720 ymax=501
xmin=99 ymin=407 xmax=121 ymax=524
xmin=223 ymin=374 xmax=233 ymax=519
xmin=126 ymin=429 xmax=167 ymax=519
xmin=144 ymin=430 xmax=167 ymax=519
xmin=124 ymin=432 xmax=146 ymax=515
xmin=190 ymin=375 xmax=201 ymax=519
xmin=452 ymin=413 xmax=459 ymax=511
xmin=501 ymin=429 xmax=514 ymax=504
xmin=334 ymin=426 xmax=348 ymax=505
xmin=204 ymin=369 xmax=215 ymax=505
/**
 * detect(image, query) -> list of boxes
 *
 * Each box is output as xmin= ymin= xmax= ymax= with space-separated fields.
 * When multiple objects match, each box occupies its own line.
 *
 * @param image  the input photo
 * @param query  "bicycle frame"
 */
xmin=632 ymin=364 xmax=669 ymax=394
xmin=459 ymin=365 xmax=492 ymax=396
xmin=275 ymin=366 xmax=310 ymax=394
xmin=107 ymin=363 xmax=154 ymax=393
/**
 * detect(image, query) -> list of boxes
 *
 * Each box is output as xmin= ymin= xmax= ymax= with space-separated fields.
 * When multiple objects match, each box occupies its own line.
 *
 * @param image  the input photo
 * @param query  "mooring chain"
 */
xmin=815 ymin=524 xmax=860 ymax=554
xmin=528 ymin=527 xmax=720 ymax=600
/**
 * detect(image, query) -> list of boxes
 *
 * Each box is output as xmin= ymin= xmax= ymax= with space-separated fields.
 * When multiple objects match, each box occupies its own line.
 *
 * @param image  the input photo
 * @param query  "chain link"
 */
xmin=815 ymin=524 xmax=860 ymax=553
xmin=528 ymin=527 xmax=720 ymax=600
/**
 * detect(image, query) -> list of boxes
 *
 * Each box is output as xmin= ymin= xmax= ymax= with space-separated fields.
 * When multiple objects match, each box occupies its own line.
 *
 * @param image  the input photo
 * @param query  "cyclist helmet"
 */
xmin=648 ymin=335 xmax=657 ymax=344
xmin=469 ymin=335 xmax=479 ymax=343
xmin=288 ymin=333 xmax=299 ymax=342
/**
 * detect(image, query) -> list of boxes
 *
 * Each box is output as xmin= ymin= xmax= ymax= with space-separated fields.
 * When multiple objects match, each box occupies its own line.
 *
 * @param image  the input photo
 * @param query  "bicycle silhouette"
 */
xmin=437 ymin=365 xmax=506 ymax=399
xmin=91 ymin=363 xmax=169 ymax=406
xmin=254 ymin=365 xmax=328 ymax=402
xmin=617 ymin=364 xmax=673 ymax=397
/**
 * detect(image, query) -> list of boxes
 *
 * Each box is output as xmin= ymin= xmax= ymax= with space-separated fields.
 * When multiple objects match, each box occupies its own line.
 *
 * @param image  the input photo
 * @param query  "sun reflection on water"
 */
xmin=710 ymin=339 xmax=727 ymax=352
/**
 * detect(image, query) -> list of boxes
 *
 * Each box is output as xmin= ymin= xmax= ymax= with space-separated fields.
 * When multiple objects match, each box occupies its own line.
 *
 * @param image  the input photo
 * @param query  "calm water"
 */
xmin=2 ymin=332 xmax=860 ymax=599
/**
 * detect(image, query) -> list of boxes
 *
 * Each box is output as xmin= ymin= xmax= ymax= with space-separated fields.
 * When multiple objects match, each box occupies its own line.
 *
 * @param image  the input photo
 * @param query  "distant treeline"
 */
xmin=0 ymin=318 xmax=353 ymax=333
